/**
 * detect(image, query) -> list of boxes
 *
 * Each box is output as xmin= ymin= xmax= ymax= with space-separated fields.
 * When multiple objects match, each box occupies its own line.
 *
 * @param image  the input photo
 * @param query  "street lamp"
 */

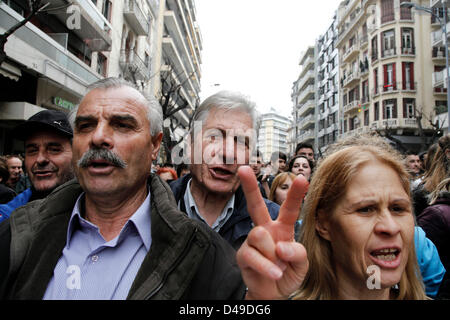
xmin=401 ymin=1 xmax=450 ymax=133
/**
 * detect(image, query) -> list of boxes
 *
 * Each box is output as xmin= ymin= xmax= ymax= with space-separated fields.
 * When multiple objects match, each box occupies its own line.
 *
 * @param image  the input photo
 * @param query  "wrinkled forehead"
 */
xmin=79 ymin=87 xmax=148 ymax=114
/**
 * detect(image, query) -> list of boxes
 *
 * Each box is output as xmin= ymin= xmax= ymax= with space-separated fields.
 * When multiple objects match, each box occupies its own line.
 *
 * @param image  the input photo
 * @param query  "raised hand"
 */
xmin=237 ymin=166 xmax=309 ymax=300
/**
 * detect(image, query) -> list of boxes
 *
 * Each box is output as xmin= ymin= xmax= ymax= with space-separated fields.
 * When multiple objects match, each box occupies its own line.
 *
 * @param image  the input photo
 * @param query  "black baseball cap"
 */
xmin=12 ymin=109 xmax=73 ymax=141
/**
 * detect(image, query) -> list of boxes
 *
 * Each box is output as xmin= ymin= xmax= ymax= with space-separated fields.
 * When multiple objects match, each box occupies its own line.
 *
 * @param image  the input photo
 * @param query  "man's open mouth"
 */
xmin=209 ymin=166 xmax=235 ymax=179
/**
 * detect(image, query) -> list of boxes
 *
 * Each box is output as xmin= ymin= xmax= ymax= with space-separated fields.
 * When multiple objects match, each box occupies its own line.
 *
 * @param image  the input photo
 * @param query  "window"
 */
xmin=102 ymin=0 xmax=112 ymax=21
xmin=401 ymin=28 xmax=414 ymax=54
xmin=383 ymin=63 xmax=396 ymax=91
xmin=381 ymin=0 xmax=395 ymax=24
xmin=364 ymin=110 xmax=369 ymax=126
xmin=371 ymin=36 xmax=378 ymax=62
xmin=374 ymin=102 xmax=380 ymax=121
xmin=402 ymin=62 xmax=414 ymax=90
xmin=374 ymin=68 xmax=379 ymax=94
xmin=382 ymin=29 xmax=395 ymax=57
xmin=383 ymin=99 xmax=397 ymax=119
xmin=403 ymin=98 xmax=415 ymax=118
xmin=362 ymin=80 xmax=369 ymax=103
xmin=400 ymin=0 xmax=412 ymax=20
xmin=97 ymin=53 xmax=107 ymax=77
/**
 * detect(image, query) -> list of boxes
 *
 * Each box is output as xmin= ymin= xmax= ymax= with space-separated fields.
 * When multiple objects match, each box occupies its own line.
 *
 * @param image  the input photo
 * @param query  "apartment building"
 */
xmin=160 ymin=0 xmax=203 ymax=136
xmin=336 ymin=0 xmax=441 ymax=151
xmin=430 ymin=0 xmax=450 ymax=133
xmin=0 ymin=0 xmax=111 ymax=153
xmin=0 ymin=0 xmax=202 ymax=154
xmin=316 ymin=15 xmax=341 ymax=156
xmin=292 ymin=47 xmax=316 ymax=150
xmin=257 ymin=109 xmax=291 ymax=163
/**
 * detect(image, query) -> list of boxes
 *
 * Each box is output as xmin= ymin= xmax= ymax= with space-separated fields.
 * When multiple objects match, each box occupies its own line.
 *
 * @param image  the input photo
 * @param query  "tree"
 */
xmin=158 ymin=66 xmax=198 ymax=164
xmin=0 ymin=0 xmax=48 ymax=64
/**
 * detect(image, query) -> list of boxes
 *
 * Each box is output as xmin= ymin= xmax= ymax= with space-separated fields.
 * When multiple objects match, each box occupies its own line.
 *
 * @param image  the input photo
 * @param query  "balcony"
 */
xmin=297 ymin=85 xmax=315 ymax=105
xmin=400 ymin=118 xmax=418 ymax=128
xmin=47 ymin=0 xmax=112 ymax=51
xmin=400 ymin=46 xmax=415 ymax=56
xmin=343 ymin=71 xmax=361 ymax=87
xmin=0 ymin=3 xmax=101 ymax=96
xmin=433 ymin=70 xmax=447 ymax=88
xmin=381 ymin=47 xmax=396 ymax=59
xmin=343 ymin=100 xmax=360 ymax=114
xmin=119 ymin=50 xmax=150 ymax=81
xmin=342 ymin=43 xmax=360 ymax=63
xmin=298 ymin=99 xmax=315 ymax=117
xmin=298 ymin=113 xmax=315 ymax=130
xmin=298 ymin=129 xmax=315 ymax=143
xmin=433 ymin=46 xmax=446 ymax=61
xmin=431 ymin=0 xmax=450 ymax=9
xmin=124 ymin=0 xmax=150 ymax=35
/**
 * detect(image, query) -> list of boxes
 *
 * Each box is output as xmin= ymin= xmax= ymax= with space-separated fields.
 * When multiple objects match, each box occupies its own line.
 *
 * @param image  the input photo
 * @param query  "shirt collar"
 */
xmin=184 ymin=178 xmax=235 ymax=231
xmin=66 ymin=192 xmax=152 ymax=251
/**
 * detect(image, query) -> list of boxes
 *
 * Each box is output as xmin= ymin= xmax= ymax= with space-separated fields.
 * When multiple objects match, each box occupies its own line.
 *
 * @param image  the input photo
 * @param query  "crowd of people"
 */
xmin=0 ymin=77 xmax=449 ymax=300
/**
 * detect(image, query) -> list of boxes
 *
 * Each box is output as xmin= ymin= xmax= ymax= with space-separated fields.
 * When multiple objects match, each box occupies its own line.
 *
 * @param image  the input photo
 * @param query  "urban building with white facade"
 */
xmin=0 ymin=0 xmax=202 ymax=155
xmin=316 ymin=14 xmax=341 ymax=156
xmin=291 ymin=47 xmax=316 ymax=151
xmin=257 ymin=109 xmax=291 ymax=163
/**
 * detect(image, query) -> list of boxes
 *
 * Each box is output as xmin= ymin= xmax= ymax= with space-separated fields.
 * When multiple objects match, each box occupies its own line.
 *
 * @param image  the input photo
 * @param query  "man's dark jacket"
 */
xmin=170 ymin=174 xmax=280 ymax=250
xmin=0 ymin=174 xmax=246 ymax=300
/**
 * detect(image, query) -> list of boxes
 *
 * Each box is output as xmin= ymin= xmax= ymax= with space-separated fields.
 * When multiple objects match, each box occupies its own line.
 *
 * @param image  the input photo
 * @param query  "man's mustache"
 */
xmin=77 ymin=148 xmax=127 ymax=169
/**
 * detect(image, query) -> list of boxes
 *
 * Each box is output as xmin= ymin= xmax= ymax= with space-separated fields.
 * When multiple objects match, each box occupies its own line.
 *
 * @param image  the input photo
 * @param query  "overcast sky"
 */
xmin=195 ymin=0 xmax=342 ymax=118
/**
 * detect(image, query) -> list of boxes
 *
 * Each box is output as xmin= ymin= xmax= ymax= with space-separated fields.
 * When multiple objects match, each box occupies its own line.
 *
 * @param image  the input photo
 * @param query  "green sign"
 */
xmin=52 ymin=96 xmax=75 ymax=111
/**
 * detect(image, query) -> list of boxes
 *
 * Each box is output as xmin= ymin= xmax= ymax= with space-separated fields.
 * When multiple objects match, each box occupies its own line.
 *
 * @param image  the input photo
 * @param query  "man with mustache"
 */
xmin=0 ymin=110 xmax=74 ymax=223
xmin=170 ymin=91 xmax=280 ymax=250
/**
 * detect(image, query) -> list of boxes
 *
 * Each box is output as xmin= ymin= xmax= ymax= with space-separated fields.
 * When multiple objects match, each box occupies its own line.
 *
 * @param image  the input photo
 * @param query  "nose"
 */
xmin=90 ymin=122 xmax=114 ymax=149
xmin=374 ymin=209 xmax=401 ymax=236
xmin=36 ymin=150 xmax=49 ymax=165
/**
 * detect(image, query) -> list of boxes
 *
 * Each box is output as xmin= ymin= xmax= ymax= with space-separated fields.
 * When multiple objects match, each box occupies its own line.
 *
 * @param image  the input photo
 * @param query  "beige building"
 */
xmin=336 ymin=0 xmax=443 ymax=151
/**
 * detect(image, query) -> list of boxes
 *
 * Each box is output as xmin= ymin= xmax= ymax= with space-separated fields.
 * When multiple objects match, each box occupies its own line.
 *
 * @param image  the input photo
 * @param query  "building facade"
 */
xmin=336 ymin=0 xmax=442 ymax=151
xmin=0 ymin=0 xmax=202 ymax=155
xmin=292 ymin=47 xmax=316 ymax=151
xmin=257 ymin=109 xmax=291 ymax=163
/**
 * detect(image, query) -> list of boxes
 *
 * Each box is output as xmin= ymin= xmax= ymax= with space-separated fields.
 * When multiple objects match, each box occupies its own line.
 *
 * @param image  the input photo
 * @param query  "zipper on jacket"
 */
xmin=143 ymin=227 xmax=199 ymax=300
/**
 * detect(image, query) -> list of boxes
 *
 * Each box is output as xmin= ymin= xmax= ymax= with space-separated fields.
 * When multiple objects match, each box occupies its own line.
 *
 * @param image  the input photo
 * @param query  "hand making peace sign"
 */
xmin=237 ymin=166 xmax=310 ymax=300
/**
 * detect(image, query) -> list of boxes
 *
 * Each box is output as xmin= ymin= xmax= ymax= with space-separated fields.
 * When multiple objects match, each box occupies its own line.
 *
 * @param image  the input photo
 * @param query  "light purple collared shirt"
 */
xmin=43 ymin=192 xmax=152 ymax=300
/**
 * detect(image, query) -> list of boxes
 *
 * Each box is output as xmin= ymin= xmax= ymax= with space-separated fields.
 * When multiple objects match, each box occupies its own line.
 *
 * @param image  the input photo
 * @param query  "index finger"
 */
xmin=238 ymin=165 xmax=272 ymax=226
xmin=278 ymin=174 xmax=309 ymax=226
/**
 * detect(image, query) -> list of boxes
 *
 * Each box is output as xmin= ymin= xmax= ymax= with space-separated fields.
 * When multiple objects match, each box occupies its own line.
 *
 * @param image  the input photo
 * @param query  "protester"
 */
xmin=0 ymin=157 xmax=16 ymax=204
xmin=0 ymin=110 xmax=74 ymax=223
xmin=156 ymin=167 xmax=178 ymax=182
xmin=412 ymin=143 xmax=440 ymax=216
xmin=268 ymin=172 xmax=297 ymax=206
xmin=4 ymin=155 xmax=23 ymax=191
xmin=288 ymin=155 xmax=314 ymax=181
xmin=0 ymin=78 xmax=253 ymax=300
xmin=250 ymin=149 xmax=269 ymax=198
xmin=170 ymin=90 xmax=279 ymax=250
xmin=405 ymin=151 xmax=421 ymax=180
xmin=293 ymin=140 xmax=427 ymax=299
xmin=417 ymin=176 xmax=450 ymax=273
xmin=176 ymin=163 xmax=190 ymax=178
xmin=237 ymin=135 xmax=428 ymax=299
xmin=295 ymin=142 xmax=315 ymax=164
xmin=314 ymin=134 xmax=445 ymax=297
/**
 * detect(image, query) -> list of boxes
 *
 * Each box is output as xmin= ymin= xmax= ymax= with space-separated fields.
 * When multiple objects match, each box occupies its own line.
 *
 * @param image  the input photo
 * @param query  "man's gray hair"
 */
xmin=189 ymin=90 xmax=259 ymax=135
xmin=69 ymin=77 xmax=163 ymax=136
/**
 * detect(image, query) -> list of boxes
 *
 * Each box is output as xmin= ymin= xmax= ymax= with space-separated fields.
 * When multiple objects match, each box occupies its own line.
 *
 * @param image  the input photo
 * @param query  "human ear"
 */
xmin=315 ymin=209 xmax=331 ymax=241
xmin=151 ymin=132 xmax=163 ymax=161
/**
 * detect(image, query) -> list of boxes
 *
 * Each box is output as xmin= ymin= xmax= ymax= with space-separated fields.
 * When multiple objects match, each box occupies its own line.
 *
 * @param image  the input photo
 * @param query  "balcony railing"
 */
xmin=381 ymin=47 xmax=396 ymax=59
xmin=119 ymin=49 xmax=150 ymax=81
xmin=124 ymin=0 xmax=150 ymax=35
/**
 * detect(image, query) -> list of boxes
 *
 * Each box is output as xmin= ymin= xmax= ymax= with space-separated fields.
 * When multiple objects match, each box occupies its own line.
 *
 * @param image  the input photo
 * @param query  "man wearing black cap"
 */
xmin=0 ymin=109 xmax=74 ymax=223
